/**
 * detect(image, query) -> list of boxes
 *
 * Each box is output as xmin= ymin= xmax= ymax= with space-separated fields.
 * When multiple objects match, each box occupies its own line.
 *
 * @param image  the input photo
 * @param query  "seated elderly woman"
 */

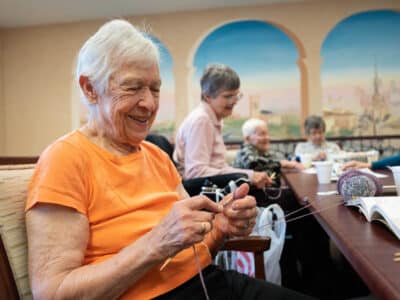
xmin=294 ymin=115 xmax=340 ymax=161
xmin=234 ymin=118 xmax=304 ymax=187
xmin=25 ymin=20 xmax=313 ymax=300
xmin=173 ymin=64 xmax=271 ymax=190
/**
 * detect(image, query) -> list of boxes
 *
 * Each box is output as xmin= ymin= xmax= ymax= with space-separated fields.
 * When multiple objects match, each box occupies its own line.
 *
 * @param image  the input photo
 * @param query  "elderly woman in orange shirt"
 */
xmin=25 ymin=19 xmax=313 ymax=300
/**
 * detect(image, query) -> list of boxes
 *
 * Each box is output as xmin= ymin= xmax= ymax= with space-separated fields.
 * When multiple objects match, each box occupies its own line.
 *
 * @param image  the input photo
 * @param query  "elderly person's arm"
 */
xmin=27 ymin=193 xmax=222 ymax=300
xmin=27 ymin=204 xmax=158 ymax=300
xmin=280 ymin=159 xmax=305 ymax=170
xmin=370 ymin=154 xmax=400 ymax=169
xmin=342 ymin=160 xmax=371 ymax=171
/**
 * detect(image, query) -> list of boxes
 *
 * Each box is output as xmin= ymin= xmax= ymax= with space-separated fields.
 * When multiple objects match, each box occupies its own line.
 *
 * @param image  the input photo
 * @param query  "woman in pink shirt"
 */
xmin=174 ymin=64 xmax=271 ymax=189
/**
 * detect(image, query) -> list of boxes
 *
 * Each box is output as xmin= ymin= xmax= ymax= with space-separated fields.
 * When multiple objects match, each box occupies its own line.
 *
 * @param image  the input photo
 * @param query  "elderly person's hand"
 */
xmin=342 ymin=160 xmax=371 ymax=171
xmin=281 ymin=160 xmax=305 ymax=171
xmin=214 ymin=183 xmax=257 ymax=238
xmin=314 ymin=151 xmax=327 ymax=161
xmin=252 ymin=171 xmax=272 ymax=189
xmin=149 ymin=195 xmax=223 ymax=259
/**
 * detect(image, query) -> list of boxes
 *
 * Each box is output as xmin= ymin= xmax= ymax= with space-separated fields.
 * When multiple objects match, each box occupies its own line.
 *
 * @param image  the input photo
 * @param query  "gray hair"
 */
xmin=200 ymin=64 xmax=240 ymax=100
xmin=304 ymin=115 xmax=326 ymax=134
xmin=76 ymin=19 xmax=160 ymax=105
xmin=242 ymin=118 xmax=266 ymax=138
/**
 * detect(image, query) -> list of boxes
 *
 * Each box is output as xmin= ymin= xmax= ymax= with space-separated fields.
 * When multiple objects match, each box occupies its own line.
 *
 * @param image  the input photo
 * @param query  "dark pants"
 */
xmin=183 ymin=173 xmax=249 ymax=197
xmin=253 ymin=187 xmax=336 ymax=297
xmin=153 ymin=265 xmax=315 ymax=300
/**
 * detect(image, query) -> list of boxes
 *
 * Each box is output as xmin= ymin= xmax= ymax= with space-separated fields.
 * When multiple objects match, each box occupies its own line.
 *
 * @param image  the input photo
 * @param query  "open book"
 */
xmin=345 ymin=196 xmax=400 ymax=239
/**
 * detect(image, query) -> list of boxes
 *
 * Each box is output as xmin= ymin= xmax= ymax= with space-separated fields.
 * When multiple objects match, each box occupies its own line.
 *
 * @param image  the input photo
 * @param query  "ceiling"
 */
xmin=0 ymin=0 xmax=304 ymax=28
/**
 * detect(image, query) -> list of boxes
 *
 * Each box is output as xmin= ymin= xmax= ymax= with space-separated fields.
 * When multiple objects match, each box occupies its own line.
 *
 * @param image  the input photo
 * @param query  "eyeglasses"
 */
xmin=223 ymin=93 xmax=243 ymax=102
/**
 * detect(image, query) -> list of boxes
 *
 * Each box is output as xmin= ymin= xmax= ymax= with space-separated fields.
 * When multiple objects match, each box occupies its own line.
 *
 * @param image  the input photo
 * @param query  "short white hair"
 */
xmin=242 ymin=118 xmax=266 ymax=138
xmin=76 ymin=19 xmax=160 ymax=105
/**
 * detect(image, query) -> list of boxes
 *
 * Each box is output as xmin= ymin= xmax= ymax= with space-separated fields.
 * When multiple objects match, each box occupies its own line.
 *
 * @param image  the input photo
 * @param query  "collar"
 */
xmin=200 ymin=101 xmax=223 ymax=129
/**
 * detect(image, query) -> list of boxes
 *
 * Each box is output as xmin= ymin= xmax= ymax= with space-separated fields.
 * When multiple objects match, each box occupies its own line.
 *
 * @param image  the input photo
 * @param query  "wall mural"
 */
xmin=149 ymin=36 xmax=175 ymax=138
xmin=321 ymin=10 xmax=400 ymax=137
xmin=193 ymin=20 xmax=301 ymax=141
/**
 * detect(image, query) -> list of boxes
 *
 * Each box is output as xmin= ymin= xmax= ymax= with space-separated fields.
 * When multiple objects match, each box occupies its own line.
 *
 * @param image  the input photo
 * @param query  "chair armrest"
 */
xmin=221 ymin=235 xmax=271 ymax=252
xmin=221 ymin=235 xmax=271 ymax=280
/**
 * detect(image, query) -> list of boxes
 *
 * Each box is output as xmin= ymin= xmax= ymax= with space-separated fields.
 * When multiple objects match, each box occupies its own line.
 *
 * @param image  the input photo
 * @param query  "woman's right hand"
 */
xmin=314 ymin=151 xmax=327 ymax=161
xmin=149 ymin=195 xmax=222 ymax=260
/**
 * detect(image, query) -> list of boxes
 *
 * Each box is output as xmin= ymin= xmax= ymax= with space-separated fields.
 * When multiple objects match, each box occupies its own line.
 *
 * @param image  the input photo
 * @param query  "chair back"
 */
xmin=145 ymin=134 xmax=174 ymax=160
xmin=0 ymin=164 xmax=36 ymax=300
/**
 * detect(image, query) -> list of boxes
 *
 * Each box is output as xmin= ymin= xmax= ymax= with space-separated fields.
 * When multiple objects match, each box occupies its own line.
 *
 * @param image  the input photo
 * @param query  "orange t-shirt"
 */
xmin=26 ymin=130 xmax=212 ymax=299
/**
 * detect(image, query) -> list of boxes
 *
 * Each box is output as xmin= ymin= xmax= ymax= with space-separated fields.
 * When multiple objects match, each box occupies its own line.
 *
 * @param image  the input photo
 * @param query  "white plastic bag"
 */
xmin=254 ymin=204 xmax=286 ymax=284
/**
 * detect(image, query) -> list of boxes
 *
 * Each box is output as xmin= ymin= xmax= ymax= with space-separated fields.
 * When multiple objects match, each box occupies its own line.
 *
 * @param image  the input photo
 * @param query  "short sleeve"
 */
xmin=26 ymin=141 xmax=90 ymax=215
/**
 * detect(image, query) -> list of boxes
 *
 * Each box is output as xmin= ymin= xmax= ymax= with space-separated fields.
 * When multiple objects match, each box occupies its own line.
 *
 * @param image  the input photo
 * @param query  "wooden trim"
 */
xmin=0 ymin=157 xmax=38 ymax=165
xmin=225 ymin=134 xmax=400 ymax=146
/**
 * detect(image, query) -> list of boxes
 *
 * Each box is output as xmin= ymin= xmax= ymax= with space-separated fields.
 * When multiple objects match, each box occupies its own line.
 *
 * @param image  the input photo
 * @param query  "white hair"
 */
xmin=76 ymin=19 xmax=160 ymax=105
xmin=242 ymin=118 xmax=266 ymax=138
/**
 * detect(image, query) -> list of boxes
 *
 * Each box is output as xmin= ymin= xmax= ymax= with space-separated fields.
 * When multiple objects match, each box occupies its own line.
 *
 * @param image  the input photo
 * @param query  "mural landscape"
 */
xmin=321 ymin=10 xmax=400 ymax=137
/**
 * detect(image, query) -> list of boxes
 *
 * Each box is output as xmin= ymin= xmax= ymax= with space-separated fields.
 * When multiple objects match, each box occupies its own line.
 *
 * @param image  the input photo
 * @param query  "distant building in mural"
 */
xmin=322 ymin=10 xmax=400 ymax=137
xmin=323 ymin=59 xmax=400 ymax=136
xmin=249 ymin=95 xmax=261 ymax=118
xmin=358 ymin=61 xmax=391 ymax=135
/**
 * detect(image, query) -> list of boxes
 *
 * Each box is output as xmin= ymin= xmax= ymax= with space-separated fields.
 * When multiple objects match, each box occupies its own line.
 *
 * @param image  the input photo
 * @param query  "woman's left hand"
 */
xmin=214 ymin=183 xmax=258 ymax=238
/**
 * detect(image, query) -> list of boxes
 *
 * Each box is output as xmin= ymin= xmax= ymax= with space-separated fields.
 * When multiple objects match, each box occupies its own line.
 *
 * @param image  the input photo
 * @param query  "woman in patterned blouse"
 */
xmin=234 ymin=118 xmax=304 ymax=187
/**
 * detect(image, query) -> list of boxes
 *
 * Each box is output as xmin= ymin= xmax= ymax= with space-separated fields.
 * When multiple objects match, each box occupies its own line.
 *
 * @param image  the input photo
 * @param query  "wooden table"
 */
xmin=282 ymin=170 xmax=400 ymax=300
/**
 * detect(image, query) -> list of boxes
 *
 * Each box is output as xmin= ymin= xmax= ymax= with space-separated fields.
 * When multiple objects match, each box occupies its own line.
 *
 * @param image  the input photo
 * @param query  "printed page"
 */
xmin=371 ymin=197 xmax=400 ymax=239
xmin=358 ymin=197 xmax=377 ymax=221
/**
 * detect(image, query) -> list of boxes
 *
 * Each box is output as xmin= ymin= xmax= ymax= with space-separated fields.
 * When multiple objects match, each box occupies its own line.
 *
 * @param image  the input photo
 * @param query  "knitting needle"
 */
xmin=160 ymin=257 xmax=172 ymax=271
xmin=223 ymin=184 xmax=237 ymax=208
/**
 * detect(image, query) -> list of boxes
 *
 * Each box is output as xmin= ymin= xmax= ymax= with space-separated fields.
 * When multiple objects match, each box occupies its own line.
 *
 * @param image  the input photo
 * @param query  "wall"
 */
xmin=1 ymin=0 xmax=399 ymax=155
xmin=0 ymin=29 xmax=4 ymax=154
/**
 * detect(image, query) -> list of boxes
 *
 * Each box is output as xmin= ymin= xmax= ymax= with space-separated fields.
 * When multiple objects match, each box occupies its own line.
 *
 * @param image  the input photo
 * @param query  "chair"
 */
xmin=0 ymin=163 xmax=36 ymax=300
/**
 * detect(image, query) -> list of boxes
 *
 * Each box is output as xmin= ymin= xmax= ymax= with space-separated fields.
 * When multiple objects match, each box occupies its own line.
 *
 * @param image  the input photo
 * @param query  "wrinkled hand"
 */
xmin=150 ymin=195 xmax=222 ymax=259
xmin=214 ymin=183 xmax=258 ymax=238
xmin=284 ymin=160 xmax=305 ymax=171
xmin=252 ymin=171 xmax=272 ymax=188
xmin=314 ymin=151 xmax=327 ymax=161
xmin=342 ymin=160 xmax=371 ymax=171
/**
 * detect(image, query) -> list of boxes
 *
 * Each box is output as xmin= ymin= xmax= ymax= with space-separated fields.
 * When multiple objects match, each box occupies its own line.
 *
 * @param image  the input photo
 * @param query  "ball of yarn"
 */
xmin=337 ymin=170 xmax=382 ymax=201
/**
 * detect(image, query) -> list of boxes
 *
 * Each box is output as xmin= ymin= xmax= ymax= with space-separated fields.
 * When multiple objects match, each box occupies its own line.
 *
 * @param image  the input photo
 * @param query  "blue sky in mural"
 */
xmin=322 ymin=10 xmax=400 ymax=72
xmin=194 ymin=20 xmax=298 ymax=78
xmin=193 ymin=20 xmax=300 ymax=119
